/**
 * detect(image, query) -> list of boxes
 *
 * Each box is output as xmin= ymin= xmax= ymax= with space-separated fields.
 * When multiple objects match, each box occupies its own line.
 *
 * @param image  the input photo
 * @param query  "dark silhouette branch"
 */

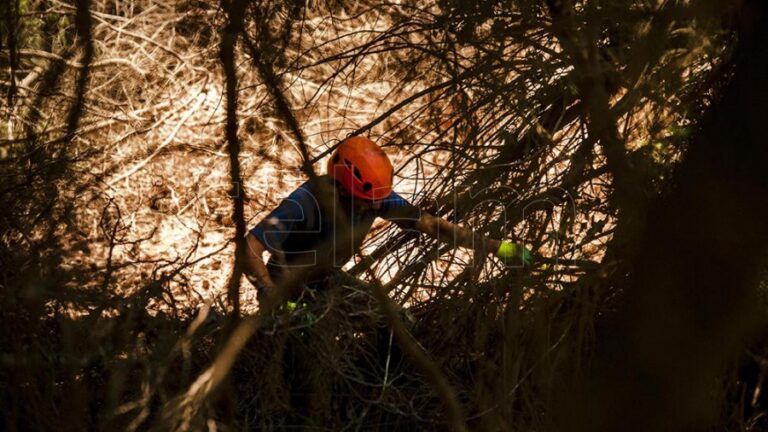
xmin=220 ymin=0 xmax=248 ymax=318
xmin=369 ymin=276 xmax=468 ymax=432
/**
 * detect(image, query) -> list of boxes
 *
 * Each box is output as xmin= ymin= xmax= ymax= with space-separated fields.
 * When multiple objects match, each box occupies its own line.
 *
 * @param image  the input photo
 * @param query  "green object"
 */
xmin=283 ymin=301 xmax=316 ymax=325
xmin=496 ymin=240 xmax=533 ymax=267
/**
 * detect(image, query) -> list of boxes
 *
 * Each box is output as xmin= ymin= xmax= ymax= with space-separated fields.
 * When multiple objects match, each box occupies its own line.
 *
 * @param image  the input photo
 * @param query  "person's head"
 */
xmin=327 ymin=136 xmax=393 ymax=214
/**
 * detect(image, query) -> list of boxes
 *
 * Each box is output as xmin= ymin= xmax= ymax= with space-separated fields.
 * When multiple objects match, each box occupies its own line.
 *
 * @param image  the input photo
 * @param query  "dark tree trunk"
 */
xmin=555 ymin=1 xmax=768 ymax=430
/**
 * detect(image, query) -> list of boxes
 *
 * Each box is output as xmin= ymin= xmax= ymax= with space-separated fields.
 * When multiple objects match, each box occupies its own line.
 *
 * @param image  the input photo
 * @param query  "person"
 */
xmin=244 ymin=135 xmax=531 ymax=306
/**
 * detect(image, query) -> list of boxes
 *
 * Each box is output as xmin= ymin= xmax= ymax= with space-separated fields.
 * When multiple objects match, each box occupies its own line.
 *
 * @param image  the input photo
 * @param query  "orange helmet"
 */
xmin=326 ymin=136 xmax=393 ymax=201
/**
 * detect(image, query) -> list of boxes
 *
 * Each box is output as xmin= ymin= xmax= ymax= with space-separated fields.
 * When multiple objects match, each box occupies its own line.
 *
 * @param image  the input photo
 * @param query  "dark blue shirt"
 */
xmin=250 ymin=175 xmax=420 ymax=282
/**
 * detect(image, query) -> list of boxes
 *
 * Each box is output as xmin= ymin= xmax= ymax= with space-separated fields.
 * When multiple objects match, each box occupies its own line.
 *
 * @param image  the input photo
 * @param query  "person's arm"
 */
xmin=378 ymin=191 xmax=531 ymax=265
xmin=244 ymin=233 xmax=277 ymax=296
xmin=414 ymin=212 xmax=532 ymax=266
xmin=414 ymin=212 xmax=500 ymax=253
xmin=245 ymin=181 xmax=317 ymax=301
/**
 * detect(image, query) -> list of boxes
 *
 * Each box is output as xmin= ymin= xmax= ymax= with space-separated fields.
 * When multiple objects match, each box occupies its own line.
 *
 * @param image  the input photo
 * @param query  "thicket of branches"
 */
xmin=2 ymin=0 xmax=768 ymax=430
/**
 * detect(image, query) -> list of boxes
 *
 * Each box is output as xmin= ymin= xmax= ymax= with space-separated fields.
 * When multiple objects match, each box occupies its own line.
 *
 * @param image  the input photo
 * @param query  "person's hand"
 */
xmin=495 ymin=240 xmax=533 ymax=267
xmin=247 ymin=273 xmax=280 ymax=307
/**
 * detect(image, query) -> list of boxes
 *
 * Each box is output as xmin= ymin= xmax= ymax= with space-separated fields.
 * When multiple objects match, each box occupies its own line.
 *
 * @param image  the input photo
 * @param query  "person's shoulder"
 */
xmin=305 ymin=174 xmax=337 ymax=190
xmin=382 ymin=189 xmax=412 ymax=206
xmin=376 ymin=189 xmax=421 ymax=225
xmin=301 ymin=174 xmax=341 ymax=197
xmin=375 ymin=189 xmax=418 ymax=215
xmin=282 ymin=175 xmax=337 ymax=205
xmin=286 ymin=175 xmax=329 ymax=195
